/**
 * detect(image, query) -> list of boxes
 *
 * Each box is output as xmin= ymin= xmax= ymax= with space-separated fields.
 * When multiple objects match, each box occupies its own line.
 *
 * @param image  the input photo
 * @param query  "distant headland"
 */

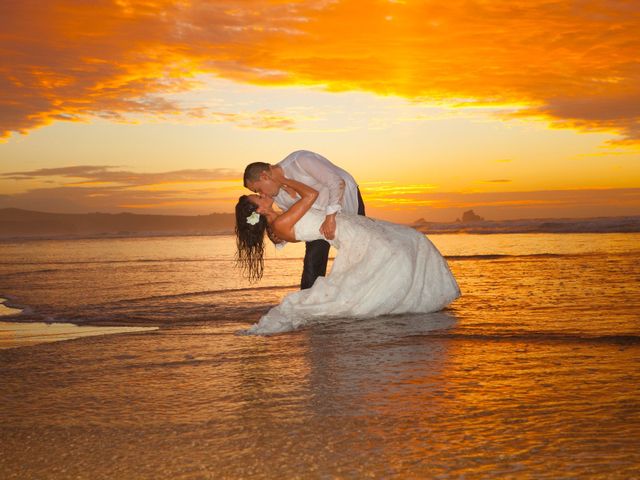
xmin=0 ymin=208 xmax=235 ymax=240
xmin=1 ymin=208 xmax=639 ymax=240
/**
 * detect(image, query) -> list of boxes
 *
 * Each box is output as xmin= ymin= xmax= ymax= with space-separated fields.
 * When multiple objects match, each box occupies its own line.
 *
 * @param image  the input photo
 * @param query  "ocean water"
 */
xmin=1 ymin=233 xmax=640 ymax=478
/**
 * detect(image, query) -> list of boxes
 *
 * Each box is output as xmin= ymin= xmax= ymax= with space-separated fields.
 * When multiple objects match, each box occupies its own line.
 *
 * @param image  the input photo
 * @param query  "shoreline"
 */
xmin=0 ymin=297 xmax=158 ymax=350
xmin=2 ymin=230 xmax=640 ymax=244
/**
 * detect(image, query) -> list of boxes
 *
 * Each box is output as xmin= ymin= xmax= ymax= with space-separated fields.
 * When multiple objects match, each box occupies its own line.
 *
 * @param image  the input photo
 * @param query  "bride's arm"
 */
xmin=271 ymin=177 xmax=318 ymax=240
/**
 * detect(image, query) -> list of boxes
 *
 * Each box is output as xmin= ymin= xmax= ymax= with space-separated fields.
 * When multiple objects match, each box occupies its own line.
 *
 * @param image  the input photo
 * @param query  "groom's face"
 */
xmin=247 ymin=170 xmax=279 ymax=198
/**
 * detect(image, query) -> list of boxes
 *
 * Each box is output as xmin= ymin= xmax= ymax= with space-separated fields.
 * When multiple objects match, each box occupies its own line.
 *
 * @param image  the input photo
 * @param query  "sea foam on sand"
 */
xmin=0 ymin=301 xmax=22 ymax=317
xmin=0 ymin=297 xmax=158 ymax=349
xmin=0 ymin=321 xmax=158 ymax=349
xmin=0 ymin=297 xmax=157 ymax=349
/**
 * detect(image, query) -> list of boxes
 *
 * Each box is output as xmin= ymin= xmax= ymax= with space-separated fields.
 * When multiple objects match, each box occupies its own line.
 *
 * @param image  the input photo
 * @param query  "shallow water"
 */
xmin=1 ymin=233 xmax=639 ymax=478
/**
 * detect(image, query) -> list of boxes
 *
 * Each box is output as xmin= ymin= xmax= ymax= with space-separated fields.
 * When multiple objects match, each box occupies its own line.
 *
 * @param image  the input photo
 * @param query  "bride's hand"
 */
xmin=320 ymin=214 xmax=337 ymax=240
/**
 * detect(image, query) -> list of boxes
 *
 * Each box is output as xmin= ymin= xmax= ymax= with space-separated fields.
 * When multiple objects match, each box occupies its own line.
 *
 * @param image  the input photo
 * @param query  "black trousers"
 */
xmin=300 ymin=187 xmax=366 ymax=290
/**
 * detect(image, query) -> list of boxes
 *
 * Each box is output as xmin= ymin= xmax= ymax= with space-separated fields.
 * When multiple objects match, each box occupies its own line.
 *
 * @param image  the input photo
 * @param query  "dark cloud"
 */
xmin=0 ymin=183 xmax=241 ymax=214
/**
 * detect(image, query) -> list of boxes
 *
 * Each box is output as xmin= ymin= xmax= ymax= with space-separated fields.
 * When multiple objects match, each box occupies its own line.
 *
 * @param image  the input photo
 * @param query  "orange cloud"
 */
xmin=360 ymin=183 xmax=614 ymax=215
xmin=364 ymin=186 xmax=640 ymax=209
xmin=1 ymin=0 xmax=639 ymax=143
xmin=363 ymin=186 xmax=640 ymax=221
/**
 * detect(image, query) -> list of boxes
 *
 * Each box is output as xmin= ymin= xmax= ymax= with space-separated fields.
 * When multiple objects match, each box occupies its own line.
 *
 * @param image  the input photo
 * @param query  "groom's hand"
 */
xmin=320 ymin=213 xmax=337 ymax=240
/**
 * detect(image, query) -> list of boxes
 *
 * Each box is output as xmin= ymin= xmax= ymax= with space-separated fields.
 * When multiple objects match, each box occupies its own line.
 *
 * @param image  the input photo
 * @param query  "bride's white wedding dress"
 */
xmin=245 ymin=210 xmax=461 ymax=335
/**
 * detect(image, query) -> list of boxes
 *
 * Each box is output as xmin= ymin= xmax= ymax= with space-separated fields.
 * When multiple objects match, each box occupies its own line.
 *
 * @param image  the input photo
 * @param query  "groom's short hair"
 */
xmin=244 ymin=162 xmax=270 ymax=186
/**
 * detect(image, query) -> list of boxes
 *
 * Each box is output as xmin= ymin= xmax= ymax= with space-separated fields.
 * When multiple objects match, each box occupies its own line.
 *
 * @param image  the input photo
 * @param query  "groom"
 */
xmin=244 ymin=150 xmax=366 ymax=289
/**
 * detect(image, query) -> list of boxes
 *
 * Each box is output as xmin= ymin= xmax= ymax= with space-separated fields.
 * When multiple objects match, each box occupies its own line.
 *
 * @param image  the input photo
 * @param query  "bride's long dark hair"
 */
xmin=235 ymin=195 xmax=267 ymax=282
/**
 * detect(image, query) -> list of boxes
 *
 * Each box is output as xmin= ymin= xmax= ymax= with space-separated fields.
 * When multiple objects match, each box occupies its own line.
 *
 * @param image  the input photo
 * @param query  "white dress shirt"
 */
xmin=273 ymin=150 xmax=359 ymax=216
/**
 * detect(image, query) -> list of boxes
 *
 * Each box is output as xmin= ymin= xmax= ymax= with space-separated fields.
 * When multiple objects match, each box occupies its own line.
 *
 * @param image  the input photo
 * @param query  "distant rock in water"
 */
xmin=414 ymin=215 xmax=640 ymax=234
xmin=461 ymin=210 xmax=485 ymax=223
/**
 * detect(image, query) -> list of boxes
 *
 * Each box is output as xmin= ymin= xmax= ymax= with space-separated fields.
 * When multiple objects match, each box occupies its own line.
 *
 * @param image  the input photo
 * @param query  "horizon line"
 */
xmin=2 ymin=206 xmax=639 ymax=224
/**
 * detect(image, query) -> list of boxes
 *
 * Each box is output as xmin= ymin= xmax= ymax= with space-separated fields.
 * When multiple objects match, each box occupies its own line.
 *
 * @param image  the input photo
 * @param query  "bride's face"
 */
xmin=248 ymin=194 xmax=274 ymax=214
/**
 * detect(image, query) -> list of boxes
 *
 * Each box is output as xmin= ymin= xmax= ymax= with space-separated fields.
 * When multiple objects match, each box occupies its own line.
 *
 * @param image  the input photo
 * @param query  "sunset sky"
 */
xmin=1 ymin=0 xmax=639 ymax=222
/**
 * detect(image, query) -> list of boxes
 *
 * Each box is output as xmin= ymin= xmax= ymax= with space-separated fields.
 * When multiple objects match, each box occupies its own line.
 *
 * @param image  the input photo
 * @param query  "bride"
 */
xmin=235 ymin=176 xmax=461 ymax=334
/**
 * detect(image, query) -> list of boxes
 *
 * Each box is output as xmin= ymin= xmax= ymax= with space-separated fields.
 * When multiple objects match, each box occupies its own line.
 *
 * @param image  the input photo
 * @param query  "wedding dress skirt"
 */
xmin=245 ymin=211 xmax=461 ymax=335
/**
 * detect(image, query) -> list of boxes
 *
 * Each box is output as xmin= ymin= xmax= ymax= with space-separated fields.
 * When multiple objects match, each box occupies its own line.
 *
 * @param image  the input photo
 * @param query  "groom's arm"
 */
xmin=294 ymin=151 xmax=345 ymax=215
xmin=294 ymin=152 xmax=344 ymax=240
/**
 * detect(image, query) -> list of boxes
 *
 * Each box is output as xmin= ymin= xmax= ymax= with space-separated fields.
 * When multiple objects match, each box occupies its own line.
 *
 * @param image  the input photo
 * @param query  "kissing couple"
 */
xmin=236 ymin=150 xmax=460 ymax=334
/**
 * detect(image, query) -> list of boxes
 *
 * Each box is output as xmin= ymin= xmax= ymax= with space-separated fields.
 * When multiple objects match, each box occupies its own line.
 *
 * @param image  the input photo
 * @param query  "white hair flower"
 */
xmin=246 ymin=211 xmax=261 ymax=225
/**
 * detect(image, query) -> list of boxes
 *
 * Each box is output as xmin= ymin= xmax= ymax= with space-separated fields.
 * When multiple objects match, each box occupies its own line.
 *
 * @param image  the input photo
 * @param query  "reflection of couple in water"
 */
xmin=235 ymin=150 xmax=460 ymax=334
